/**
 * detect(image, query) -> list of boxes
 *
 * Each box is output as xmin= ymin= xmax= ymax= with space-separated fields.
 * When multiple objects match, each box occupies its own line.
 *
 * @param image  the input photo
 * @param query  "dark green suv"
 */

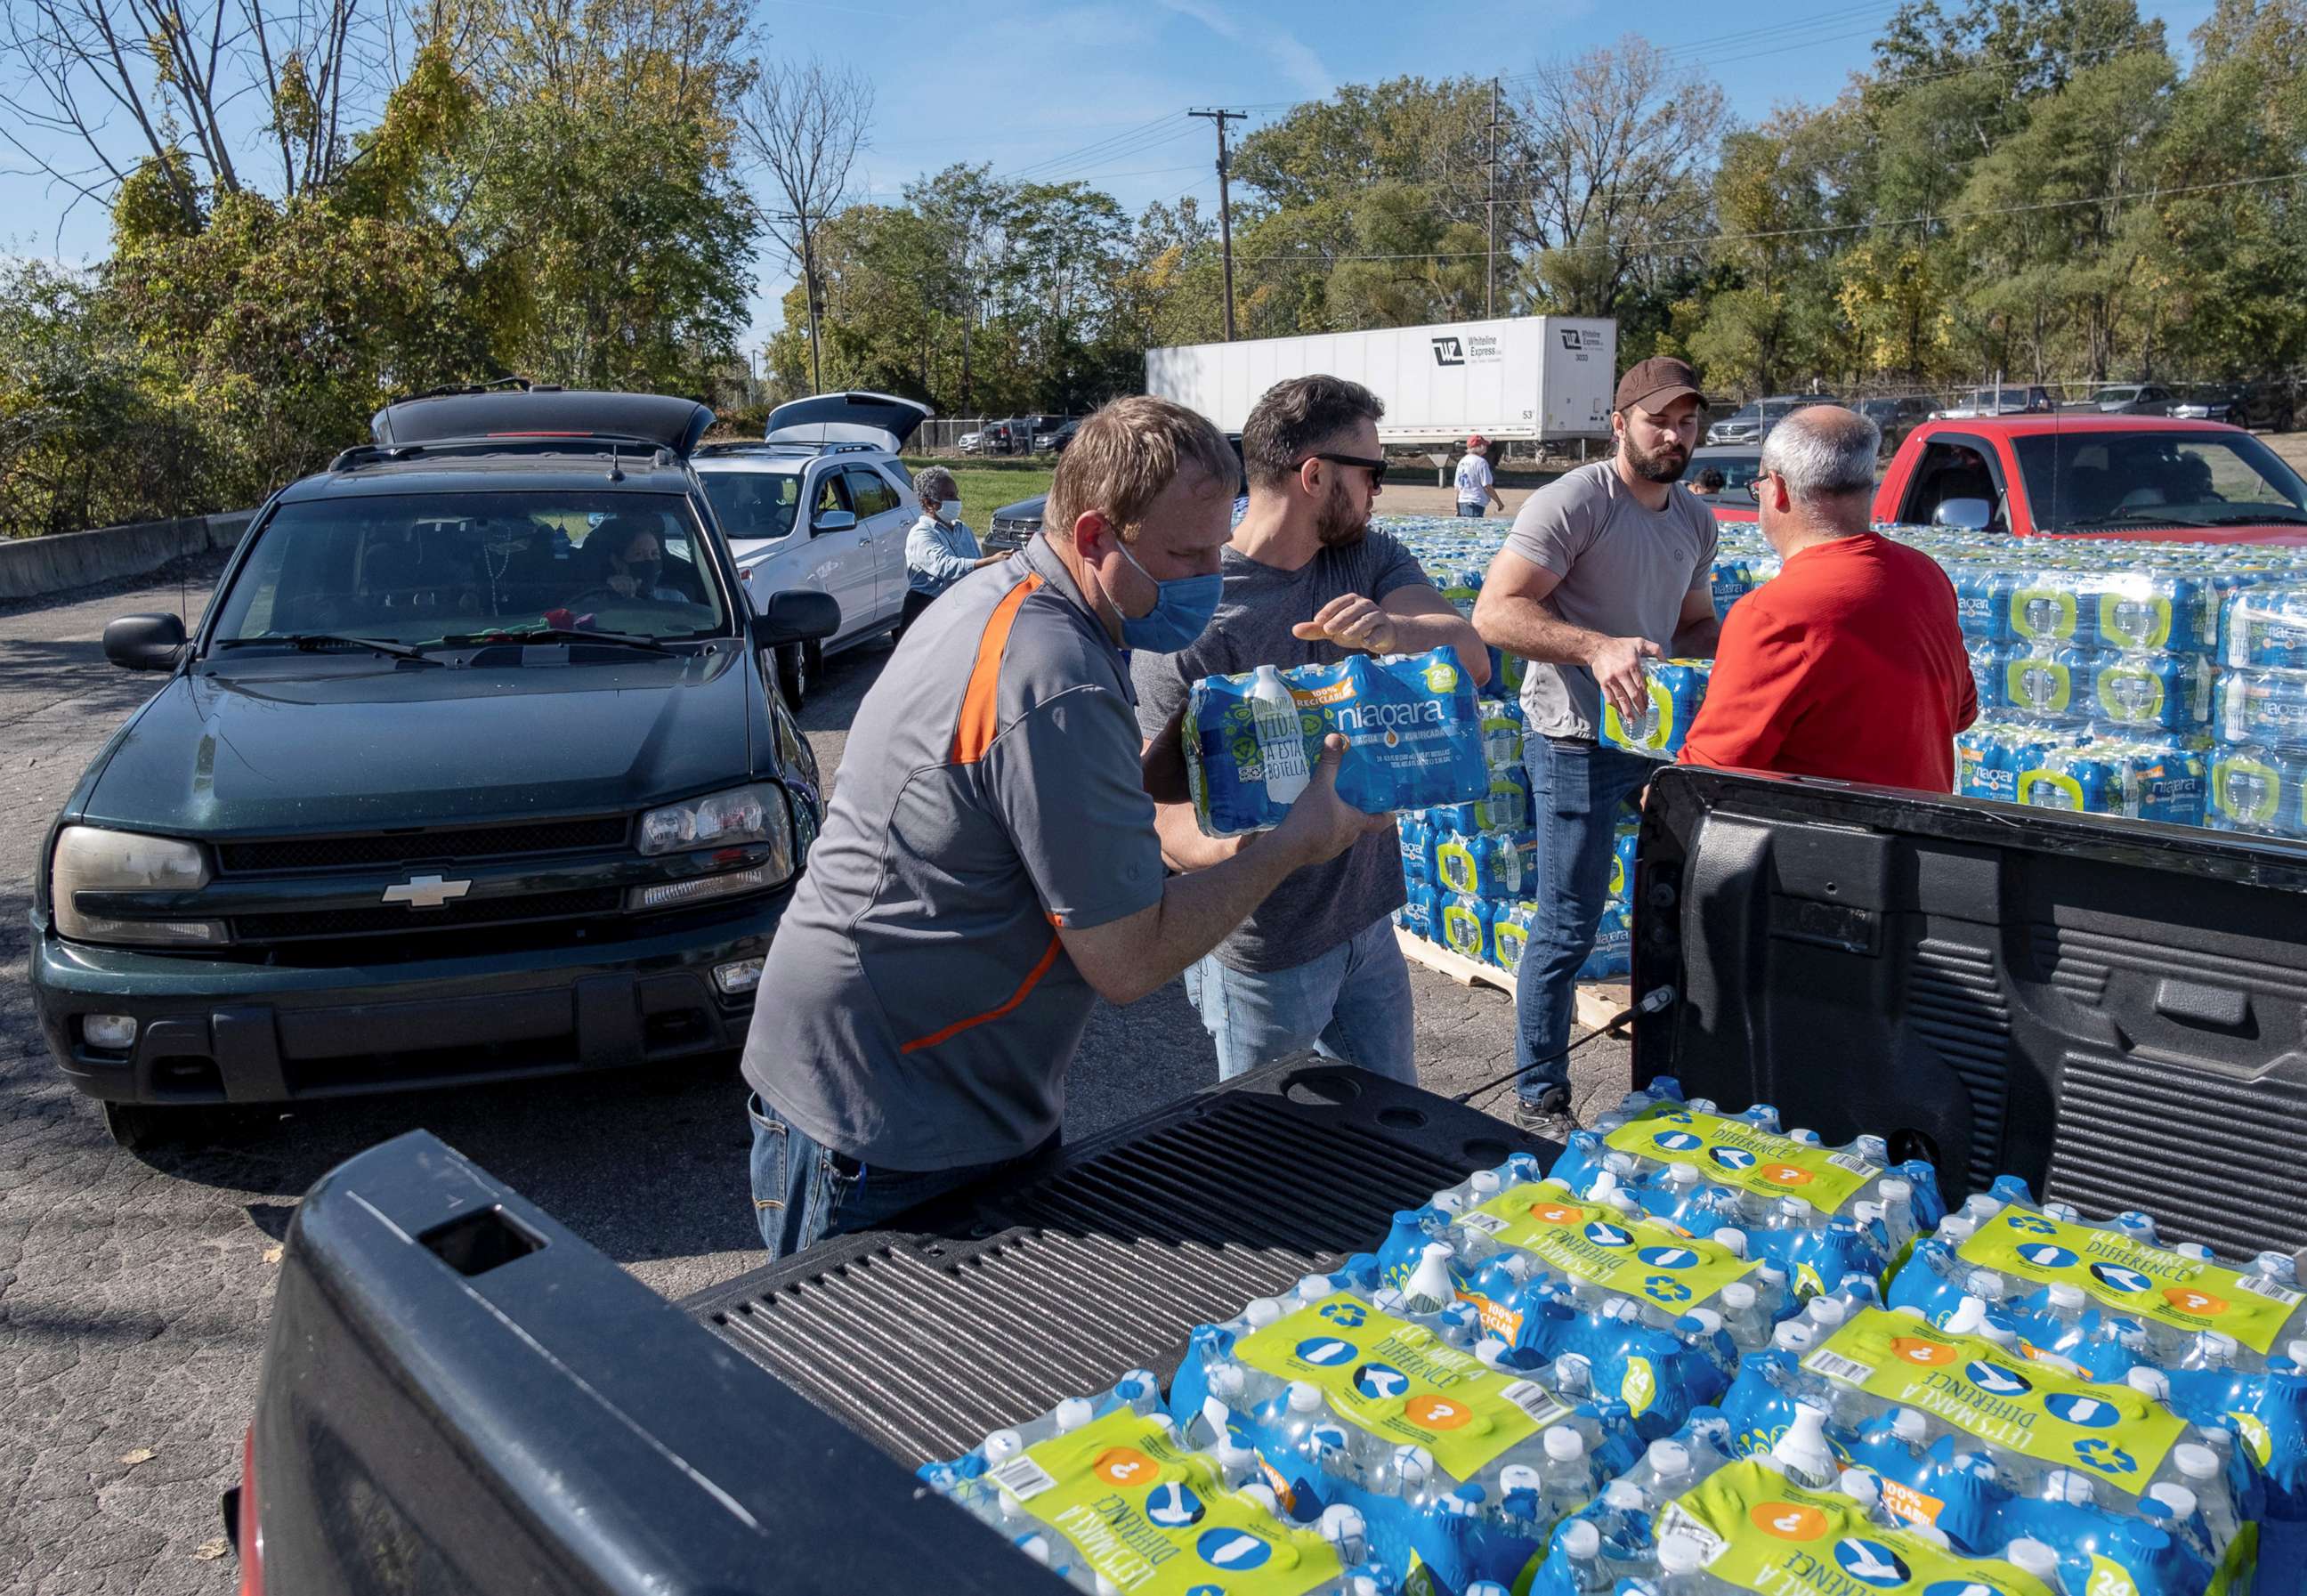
xmin=30 ymin=388 xmax=837 ymax=1147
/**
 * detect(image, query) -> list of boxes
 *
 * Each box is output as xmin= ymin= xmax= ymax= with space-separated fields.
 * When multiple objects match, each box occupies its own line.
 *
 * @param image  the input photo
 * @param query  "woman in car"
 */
xmin=587 ymin=517 xmax=685 ymax=604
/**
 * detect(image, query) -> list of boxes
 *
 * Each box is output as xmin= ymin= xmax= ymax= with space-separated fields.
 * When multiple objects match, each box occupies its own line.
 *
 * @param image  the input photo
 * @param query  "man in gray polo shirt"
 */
xmin=1135 ymin=375 xmax=1488 ymax=1084
xmin=740 ymin=396 xmax=1385 ymax=1259
xmin=1472 ymin=357 xmax=1722 ymax=1136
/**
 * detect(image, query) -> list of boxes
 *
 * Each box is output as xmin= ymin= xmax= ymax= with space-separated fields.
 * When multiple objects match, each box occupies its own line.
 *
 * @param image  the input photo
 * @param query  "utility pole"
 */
xmin=1485 ymin=78 xmax=1501 ymax=318
xmin=776 ymin=210 xmax=826 ymax=393
xmin=1191 ymin=109 xmax=1246 ymax=341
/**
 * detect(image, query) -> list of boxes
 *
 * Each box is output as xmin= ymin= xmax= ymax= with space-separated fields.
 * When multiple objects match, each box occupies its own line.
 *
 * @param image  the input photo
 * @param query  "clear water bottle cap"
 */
xmin=2199 ymin=1331 xmax=2239 ymax=1358
xmin=1779 ymin=1195 xmax=1809 ymax=1219
xmin=1839 ymin=1470 xmax=1881 ymax=1506
xmin=1721 ymin=1282 xmax=1757 ymax=1310
xmin=1788 ymin=1128 xmax=1819 ymax=1144
xmin=2176 ymin=1242 xmax=2214 ymax=1260
xmin=2254 ymin=1249 xmax=2295 ymax=1279
xmin=2005 ymin=1539 xmax=2060 ymax=1581
xmin=1297 ymin=1273 xmax=1335 ymax=1301
xmin=1287 ymin=1381 xmax=1324 ymax=1414
xmin=1587 ymin=1171 xmax=1623 ymax=1201
xmin=2173 ymin=1442 xmax=2219 ymax=1480
xmin=1657 ymin=1535 xmax=1707 ymax=1576
xmin=2048 ymin=1283 xmax=2085 ymax=1310
xmin=1939 ymin=1217 xmax=1977 ymax=1244
xmin=1688 ymin=1098 xmax=1720 ymax=1114
xmin=1243 ymin=1482 xmax=1282 ymax=1515
xmin=1546 ymin=1425 xmax=1588 ymax=1462
xmin=1244 ymin=1298 xmax=1284 ymax=1328
xmin=984 ymin=1428 xmax=1023 ymax=1462
xmin=1208 ymin=1362 xmax=1246 ymax=1399
xmin=1015 ymin=1533 xmax=1052 ymax=1566
xmin=1217 ymin=1440 xmax=1256 ymax=1476
xmin=1469 ymin=1170 xmax=1502 ymax=1197
xmin=2125 ymin=1366 xmax=2173 ymax=1401
xmin=1561 ymin=1519 xmax=1602 ymax=1559
xmin=1668 ymin=1161 xmax=1701 ymax=1185
xmin=1319 ymin=1503 xmax=1367 ymax=1545
xmin=1879 ymin=1178 xmax=1912 ymax=1202
xmin=1500 ymin=1463 xmax=1542 ymax=1494
xmin=1603 ymin=1151 xmax=1637 ymax=1174
xmin=1966 ymin=1269 xmax=2006 ymax=1300
xmin=1429 ymin=1191 xmax=1465 ymax=1214
xmin=1714 ymin=1227 xmax=1749 ymax=1259
xmin=1943 ymin=1297 xmax=1989 ymax=1336
xmin=1604 ymin=1480 xmax=1645 ymax=1511
xmin=1055 ymin=1397 xmax=1095 ymax=1433
xmin=1392 ymin=1444 xmax=1435 ymax=1485
xmin=1772 ymin=1321 xmax=1816 ymax=1351
xmin=2045 ymin=1468 xmax=2093 ymax=1505
xmin=2287 ymin=1338 xmax=2307 ymax=1369
xmin=1685 ymin=1308 xmax=1724 ymax=1336
xmin=1757 ymin=1263 xmax=1787 ymax=1287
xmin=1892 ymin=1408 xmax=1929 ymax=1444
xmin=1476 ymin=1335 xmax=1511 ymax=1368
xmin=1647 ymin=1439 xmax=1692 ymax=1476
xmin=1808 ymin=1297 xmax=1848 ymax=1327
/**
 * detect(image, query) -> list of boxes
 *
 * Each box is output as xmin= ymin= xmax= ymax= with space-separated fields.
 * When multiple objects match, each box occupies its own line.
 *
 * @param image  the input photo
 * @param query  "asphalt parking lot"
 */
xmin=0 ymin=558 xmax=1627 ymax=1593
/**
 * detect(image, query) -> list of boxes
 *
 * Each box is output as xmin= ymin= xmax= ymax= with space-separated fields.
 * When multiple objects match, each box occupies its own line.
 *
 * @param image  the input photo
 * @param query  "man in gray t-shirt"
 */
xmin=1471 ymin=357 xmax=1722 ymax=1137
xmin=1135 ymin=376 xmax=1490 ymax=1085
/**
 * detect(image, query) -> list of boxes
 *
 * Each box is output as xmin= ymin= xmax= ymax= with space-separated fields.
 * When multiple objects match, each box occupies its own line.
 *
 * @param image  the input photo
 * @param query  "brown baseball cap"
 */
xmin=1615 ymin=356 xmax=1704 ymax=414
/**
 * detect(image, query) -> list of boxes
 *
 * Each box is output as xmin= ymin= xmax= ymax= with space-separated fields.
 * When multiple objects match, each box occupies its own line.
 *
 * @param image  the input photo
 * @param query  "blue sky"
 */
xmin=3 ymin=0 xmax=2222 ymax=353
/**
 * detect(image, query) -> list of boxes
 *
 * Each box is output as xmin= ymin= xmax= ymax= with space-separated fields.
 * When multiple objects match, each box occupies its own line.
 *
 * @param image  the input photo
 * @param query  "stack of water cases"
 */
xmin=2214 ymin=584 xmax=2307 ymax=837
xmin=918 ymin=1074 xmax=2293 ymax=1596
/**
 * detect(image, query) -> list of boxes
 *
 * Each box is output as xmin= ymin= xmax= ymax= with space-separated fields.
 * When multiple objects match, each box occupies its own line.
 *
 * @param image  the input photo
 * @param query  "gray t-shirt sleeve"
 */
xmin=986 ymin=685 xmax=1165 ymax=931
xmin=1369 ymin=533 xmax=1432 ymax=603
xmin=1686 ymin=498 xmax=1721 ymax=592
xmin=1502 ymin=470 xmax=1604 ymax=579
xmin=1131 ymin=645 xmax=1194 ymax=743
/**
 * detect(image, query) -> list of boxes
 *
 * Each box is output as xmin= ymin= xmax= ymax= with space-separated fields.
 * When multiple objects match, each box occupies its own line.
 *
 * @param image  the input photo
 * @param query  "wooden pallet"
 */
xmin=1394 ymin=928 xmax=1632 ymax=1033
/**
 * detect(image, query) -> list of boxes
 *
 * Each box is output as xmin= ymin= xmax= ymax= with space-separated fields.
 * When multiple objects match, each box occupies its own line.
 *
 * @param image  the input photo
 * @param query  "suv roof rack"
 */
xmin=693 ymin=440 xmax=886 ymax=460
xmin=328 ymin=434 xmax=677 ymax=474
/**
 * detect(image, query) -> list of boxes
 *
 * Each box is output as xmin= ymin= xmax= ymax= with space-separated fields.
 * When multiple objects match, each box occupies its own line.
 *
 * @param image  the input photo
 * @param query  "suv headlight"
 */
xmin=52 ymin=826 xmax=225 ymax=946
xmin=638 ymin=783 xmax=793 ymax=863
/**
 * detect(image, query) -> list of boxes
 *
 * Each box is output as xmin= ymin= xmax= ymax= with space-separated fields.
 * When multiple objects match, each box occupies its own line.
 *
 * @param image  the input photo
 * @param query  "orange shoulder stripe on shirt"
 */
xmin=951 ymin=573 xmax=1044 ymax=765
xmin=899 ymin=926 xmax=1064 ymax=1055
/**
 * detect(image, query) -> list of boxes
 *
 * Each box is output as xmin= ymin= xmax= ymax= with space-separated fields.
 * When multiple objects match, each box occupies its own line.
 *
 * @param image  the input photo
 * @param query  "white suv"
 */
xmin=694 ymin=393 xmax=930 ymax=707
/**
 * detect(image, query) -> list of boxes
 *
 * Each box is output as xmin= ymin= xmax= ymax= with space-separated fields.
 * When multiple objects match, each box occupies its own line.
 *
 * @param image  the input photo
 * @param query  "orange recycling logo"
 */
xmin=1890 ymin=1337 xmax=1960 ymax=1367
xmin=1093 ymin=1447 xmax=1158 ymax=1486
xmin=2163 ymin=1287 xmax=2229 ymax=1316
xmin=1404 ymin=1394 xmax=1474 ymax=1431
xmin=1751 ymin=1502 xmax=1830 ymax=1542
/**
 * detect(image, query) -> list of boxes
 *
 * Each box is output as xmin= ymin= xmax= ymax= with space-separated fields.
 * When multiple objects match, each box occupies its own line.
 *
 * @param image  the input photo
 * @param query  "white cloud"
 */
xmin=1153 ymin=0 xmax=1332 ymax=99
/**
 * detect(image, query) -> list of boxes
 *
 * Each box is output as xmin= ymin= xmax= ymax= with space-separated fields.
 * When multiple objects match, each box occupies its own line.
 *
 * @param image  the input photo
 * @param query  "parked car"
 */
xmin=2171 ymin=382 xmax=2295 ymax=432
xmin=30 ymin=386 xmax=839 ymax=1149
xmin=692 ymin=391 xmax=929 ymax=708
xmin=984 ymin=433 xmax=1248 ymax=554
xmin=956 ymin=429 xmax=984 ymax=455
xmin=2092 ymin=383 xmax=2177 ymax=417
xmin=1686 ymin=445 xmax=1764 ymax=524
xmin=1856 ymin=394 xmax=1935 ymax=456
xmin=1875 ymin=415 xmax=2307 ymax=542
xmin=1033 ymin=417 xmax=1080 ymax=454
xmin=1934 ymin=385 xmax=2058 ymax=418
xmin=1704 ymin=394 xmax=1835 ymax=446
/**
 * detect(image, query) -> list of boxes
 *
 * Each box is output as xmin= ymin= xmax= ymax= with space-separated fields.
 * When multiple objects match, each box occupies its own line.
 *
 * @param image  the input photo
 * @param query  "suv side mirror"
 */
xmin=103 ymin=612 xmax=188 ymax=671
xmin=751 ymin=589 xmax=840 ymax=648
xmin=1932 ymin=497 xmax=1995 ymax=532
xmin=813 ymin=508 xmax=856 ymax=534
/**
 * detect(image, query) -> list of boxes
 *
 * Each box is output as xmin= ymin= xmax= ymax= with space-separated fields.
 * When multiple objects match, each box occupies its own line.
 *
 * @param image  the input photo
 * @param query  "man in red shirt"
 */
xmin=1680 ymin=406 xmax=1976 ymax=789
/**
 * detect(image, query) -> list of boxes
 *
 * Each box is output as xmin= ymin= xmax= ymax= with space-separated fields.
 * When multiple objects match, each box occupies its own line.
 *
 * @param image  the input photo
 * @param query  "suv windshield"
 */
xmin=2011 ymin=432 xmax=2307 ymax=533
xmin=210 ymin=490 xmax=730 ymax=648
xmin=701 ymin=469 xmax=801 ymax=541
xmin=2099 ymin=387 xmax=2142 ymax=404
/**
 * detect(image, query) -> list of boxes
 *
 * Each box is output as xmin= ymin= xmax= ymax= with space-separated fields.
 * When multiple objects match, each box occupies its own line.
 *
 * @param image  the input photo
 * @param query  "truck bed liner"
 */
xmin=683 ymin=1058 xmax=1536 ymax=1463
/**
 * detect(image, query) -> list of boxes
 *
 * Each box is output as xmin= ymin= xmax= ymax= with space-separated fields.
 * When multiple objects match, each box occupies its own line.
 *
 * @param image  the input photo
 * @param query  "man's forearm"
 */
xmin=1154 ymin=798 xmax=1239 ymax=871
xmin=1672 ymin=614 xmax=1722 ymax=658
xmin=1109 ymin=835 xmax=1315 ymax=1004
xmin=1476 ymin=595 xmax=1613 ymax=668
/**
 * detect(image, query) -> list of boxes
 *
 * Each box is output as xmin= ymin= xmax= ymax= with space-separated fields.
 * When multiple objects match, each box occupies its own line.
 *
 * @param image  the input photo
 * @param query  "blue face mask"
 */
xmin=1113 ymin=537 xmax=1222 ymax=653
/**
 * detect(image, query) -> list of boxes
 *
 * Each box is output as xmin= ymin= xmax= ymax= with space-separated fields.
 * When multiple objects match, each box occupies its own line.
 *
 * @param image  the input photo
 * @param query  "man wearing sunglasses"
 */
xmin=1471 ymin=357 xmax=1723 ymax=1138
xmin=1134 ymin=375 xmax=1489 ymax=1086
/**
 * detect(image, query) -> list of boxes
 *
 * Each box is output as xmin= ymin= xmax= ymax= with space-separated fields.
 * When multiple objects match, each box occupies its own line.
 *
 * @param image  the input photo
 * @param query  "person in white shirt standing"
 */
xmin=1455 ymin=435 xmax=1504 ymax=518
xmin=900 ymin=465 xmax=1004 ymax=634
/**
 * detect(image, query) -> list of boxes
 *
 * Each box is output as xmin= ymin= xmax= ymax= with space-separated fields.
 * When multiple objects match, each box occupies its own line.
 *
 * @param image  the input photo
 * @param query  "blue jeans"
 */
xmin=1513 ymin=736 xmax=1650 ymax=1105
xmin=1182 ymin=916 xmax=1418 ymax=1084
xmin=746 ymin=1092 xmax=1051 ymax=1260
xmin=1457 ymin=502 xmax=1486 ymax=517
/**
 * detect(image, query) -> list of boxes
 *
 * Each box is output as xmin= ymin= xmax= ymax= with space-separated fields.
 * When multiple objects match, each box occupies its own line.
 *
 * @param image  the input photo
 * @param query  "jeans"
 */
xmin=1457 ymin=502 xmax=1486 ymax=518
xmin=1513 ymin=736 xmax=1651 ymax=1105
xmin=746 ymin=1091 xmax=1051 ymax=1260
xmin=1181 ymin=916 xmax=1418 ymax=1084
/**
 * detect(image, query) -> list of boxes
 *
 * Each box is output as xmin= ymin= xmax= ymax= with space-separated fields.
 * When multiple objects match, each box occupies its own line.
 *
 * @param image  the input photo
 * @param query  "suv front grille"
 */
xmin=234 ymin=886 xmax=624 ymax=942
xmin=217 ymin=816 xmax=630 ymax=874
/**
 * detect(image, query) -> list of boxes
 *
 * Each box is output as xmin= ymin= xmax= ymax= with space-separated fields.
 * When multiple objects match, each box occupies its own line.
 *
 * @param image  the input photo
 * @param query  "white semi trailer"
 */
xmin=1144 ymin=315 xmax=1618 ymax=444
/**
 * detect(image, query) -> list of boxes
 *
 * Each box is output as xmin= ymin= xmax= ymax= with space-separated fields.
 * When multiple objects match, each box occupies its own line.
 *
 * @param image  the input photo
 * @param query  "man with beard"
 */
xmin=1471 ymin=357 xmax=1722 ymax=1137
xmin=1134 ymin=376 xmax=1489 ymax=1084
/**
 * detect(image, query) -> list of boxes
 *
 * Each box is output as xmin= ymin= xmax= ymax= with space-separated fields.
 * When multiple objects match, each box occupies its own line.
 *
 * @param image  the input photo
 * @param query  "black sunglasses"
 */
xmin=1299 ymin=451 xmax=1388 ymax=483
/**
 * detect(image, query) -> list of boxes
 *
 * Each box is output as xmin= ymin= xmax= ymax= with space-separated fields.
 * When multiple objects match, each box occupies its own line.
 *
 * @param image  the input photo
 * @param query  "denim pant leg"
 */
xmin=1185 ymin=939 xmax=1355 ymax=1082
xmin=1314 ymin=917 xmax=1419 ymax=1084
xmin=748 ymin=1091 xmax=846 ymax=1259
xmin=1511 ymin=737 xmax=1651 ymax=1104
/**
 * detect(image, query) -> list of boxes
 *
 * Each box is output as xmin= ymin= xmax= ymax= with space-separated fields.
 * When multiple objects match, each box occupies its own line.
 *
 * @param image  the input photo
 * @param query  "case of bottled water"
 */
xmin=1186 ymin=650 xmax=1490 ymax=836
xmin=1581 ymin=903 xmax=1632 ymax=981
xmin=1550 ymin=1079 xmax=1947 ymax=1300
xmin=1519 ymin=1408 xmax=2079 ymax=1596
xmin=1713 ymin=1295 xmax=2264 ymax=1596
xmin=2207 ymin=747 xmax=2307 ymax=838
xmin=920 ymin=1370 xmax=1400 ymax=1594
xmin=1883 ymin=1179 xmax=2307 ymax=1528
xmin=1168 ymin=1259 xmax=1643 ymax=1596
xmin=2218 ymin=584 xmax=2307 ymax=669
xmin=1601 ymin=660 xmax=1714 ymax=760
xmin=1439 ymin=893 xmax=1496 ymax=964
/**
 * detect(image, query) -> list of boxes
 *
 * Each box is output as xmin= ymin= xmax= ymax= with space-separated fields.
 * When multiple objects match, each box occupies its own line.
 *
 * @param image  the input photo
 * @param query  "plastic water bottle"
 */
xmin=2004 ymin=1537 xmax=2068 ymax=1595
xmin=1251 ymin=664 xmax=1309 ymax=806
xmin=1768 ymin=1403 xmax=1839 ymax=1489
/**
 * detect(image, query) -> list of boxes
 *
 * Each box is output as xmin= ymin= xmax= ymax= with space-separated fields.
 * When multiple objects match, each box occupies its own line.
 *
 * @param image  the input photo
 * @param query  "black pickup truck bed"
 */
xmin=238 ymin=768 xmax=2307 ymax=1594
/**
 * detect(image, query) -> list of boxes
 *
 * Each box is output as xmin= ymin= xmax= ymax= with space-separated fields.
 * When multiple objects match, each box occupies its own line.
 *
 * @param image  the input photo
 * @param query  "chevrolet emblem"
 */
xmin=382 ymin=873 xmax=473 ymax=910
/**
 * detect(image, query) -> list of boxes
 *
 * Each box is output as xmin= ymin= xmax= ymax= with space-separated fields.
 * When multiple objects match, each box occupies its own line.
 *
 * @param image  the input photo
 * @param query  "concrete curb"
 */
xmin=0 ymin=511 xmax=255 ymax=602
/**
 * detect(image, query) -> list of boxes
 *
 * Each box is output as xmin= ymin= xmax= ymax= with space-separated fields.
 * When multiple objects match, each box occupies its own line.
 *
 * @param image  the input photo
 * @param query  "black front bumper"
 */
xmin=31 ymin=892 xmax=787 ymax=1106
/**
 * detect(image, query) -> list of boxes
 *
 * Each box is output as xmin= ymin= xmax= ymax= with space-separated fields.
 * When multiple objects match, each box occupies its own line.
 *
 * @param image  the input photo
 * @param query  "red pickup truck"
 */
xmin=1872 ymin=416 xmax=2307 ymax=544
xmin=1706 ymin=416 xmax=2307 ymax=545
